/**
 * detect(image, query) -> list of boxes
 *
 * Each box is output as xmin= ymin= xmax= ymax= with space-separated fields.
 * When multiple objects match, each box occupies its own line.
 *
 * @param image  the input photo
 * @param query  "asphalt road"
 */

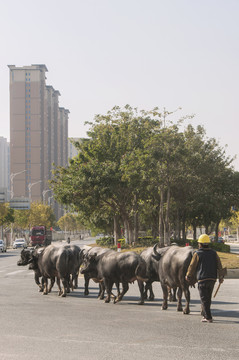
xmin=0 ymin=246 xmax=239 ymax=360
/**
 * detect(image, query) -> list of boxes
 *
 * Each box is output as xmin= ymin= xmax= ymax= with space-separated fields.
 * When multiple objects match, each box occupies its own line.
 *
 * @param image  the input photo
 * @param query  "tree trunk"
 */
xmin=193 ymin=222 xmax=197 ymax=240
xmin=133 ymin=210 xmax=139 ymax=245
xmin=182 ymin=217 xmax=186 ymax=241
xmin=158 ymin=188 xmax=164 ymax=246
xmin=113 ymin=215 xmax=121 ymax=245
xmin=124 ymin=219 xmax=129 ymax=244
xmin=175 ymin=209 xmax=180 ymax=241
xmin=164 ymin=186 xmax=171 ymax=246
xmin=133 ymin=194 xmax=139 ymax=244
xmin=215 ymin=221 xmax=220 ymax=242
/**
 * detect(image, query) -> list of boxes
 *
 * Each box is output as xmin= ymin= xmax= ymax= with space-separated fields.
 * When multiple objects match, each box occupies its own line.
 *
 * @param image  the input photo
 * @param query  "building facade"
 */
xmin=0 ymin=137 xmax=10 ymax=200
xmin=8 ymin=64 xmax=69 ymax=218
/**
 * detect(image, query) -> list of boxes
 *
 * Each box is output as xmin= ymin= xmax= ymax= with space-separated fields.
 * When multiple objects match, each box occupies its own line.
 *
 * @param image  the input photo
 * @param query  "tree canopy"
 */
xmin=50 ymin=105 xmax=239 ymax=244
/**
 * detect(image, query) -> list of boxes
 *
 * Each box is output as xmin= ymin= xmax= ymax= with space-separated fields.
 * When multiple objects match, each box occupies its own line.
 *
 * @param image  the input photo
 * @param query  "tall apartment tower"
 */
xmin=8 ymin=64 xmax=69 ymax=217
xmin=0 ymin=137 xmax=10 ymax=199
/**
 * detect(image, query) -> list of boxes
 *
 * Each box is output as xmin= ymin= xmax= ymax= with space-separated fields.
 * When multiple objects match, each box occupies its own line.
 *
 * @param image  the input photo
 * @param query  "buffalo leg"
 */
xmin=84 ymin=274 xmax=90 ymax=295
xmin=161 ymin=284 xmax=168 ymax=310
xmin=168 ymin=287 xmax=177 ymax=302
xmin=61 ymin=278 xmax=68 ymax=297
xmin=34 ymin=272 xmax=43 ymax=292
xmin=115 ymin=282 xmax=129 ymax=303
xmin=43 ymin=277 xmax=48 ymax=295
xmin=116 ymin=282 xmax=120 ymax=297
xmin=104 ymin=279 xmax=114 ymax=303
xmin=144 ymin=281 xmax=154 ymax=300
xmin=177 ymin=287 xmax=183 ymax=311
xmin=137 ymin=279 xmax=145 ymax=305
xmin=48 ymin=277 xmax=55 ymax=293
xmin=56 ymin=277 xmax=62 ymax=296
xmin=98 ymin=283 xmax=105 ymax=300
xmin=183 ymin=287 xmax=190 ymax=314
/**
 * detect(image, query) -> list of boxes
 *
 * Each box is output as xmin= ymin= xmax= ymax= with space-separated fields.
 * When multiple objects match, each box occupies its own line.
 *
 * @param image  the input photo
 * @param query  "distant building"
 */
xmin=68 ymin=138 xmax=84 ymax=160
xmin=0 ymin=137 xmax=10 ymax=200
xmin=8 ymin=64 xmax=69 ymax=219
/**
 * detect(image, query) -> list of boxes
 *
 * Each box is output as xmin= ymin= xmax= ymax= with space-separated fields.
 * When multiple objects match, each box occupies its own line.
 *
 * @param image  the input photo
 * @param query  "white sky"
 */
xmin=1 ymin=0 xmax=239 ymax=169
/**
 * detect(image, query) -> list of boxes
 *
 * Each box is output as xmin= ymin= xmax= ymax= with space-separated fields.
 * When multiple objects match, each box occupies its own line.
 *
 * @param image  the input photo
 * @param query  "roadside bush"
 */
xmin=136 ymin=236 xmax=158 ymax=247
xmin=96 ymin=236 xmax=114 ymax=247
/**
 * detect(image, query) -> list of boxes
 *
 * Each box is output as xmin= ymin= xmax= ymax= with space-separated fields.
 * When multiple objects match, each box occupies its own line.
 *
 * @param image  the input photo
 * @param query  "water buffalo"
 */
xmin=140 ymin=246 xmax=177 ymax=302
xmin=79 ymin=246 xmax=119 ymax=299
xmin=153 ymin=244 xmax=196 ymax=314
xmin=17 ymin=247 xmax=55 ymax=292
xmin=80 ymin=250 xmax=148 ymax=304
xmin=18 ymin=244 xmax=81 ymax=297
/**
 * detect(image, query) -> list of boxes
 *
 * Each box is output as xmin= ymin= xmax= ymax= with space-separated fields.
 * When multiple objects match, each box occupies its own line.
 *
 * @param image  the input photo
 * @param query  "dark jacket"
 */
xmin=186 ymin=247 xmax=223 ymax=283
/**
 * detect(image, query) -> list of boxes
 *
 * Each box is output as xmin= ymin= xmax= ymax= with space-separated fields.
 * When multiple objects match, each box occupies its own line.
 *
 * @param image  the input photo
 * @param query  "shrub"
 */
xmin=136 ymin=236 xmax=158 ymax=247
xmin=96 ymin=236 xmax=114 ymax=247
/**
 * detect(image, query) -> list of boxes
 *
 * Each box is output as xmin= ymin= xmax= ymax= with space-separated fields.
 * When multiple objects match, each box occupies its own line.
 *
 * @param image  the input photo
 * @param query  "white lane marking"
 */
xmin=6 ymin=270 xmax=27 ymax=276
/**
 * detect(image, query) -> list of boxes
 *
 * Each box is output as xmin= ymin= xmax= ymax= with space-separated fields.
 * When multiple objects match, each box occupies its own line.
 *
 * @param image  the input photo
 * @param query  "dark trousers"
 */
xmin=198 ymin=280 xmax=215 ymax=320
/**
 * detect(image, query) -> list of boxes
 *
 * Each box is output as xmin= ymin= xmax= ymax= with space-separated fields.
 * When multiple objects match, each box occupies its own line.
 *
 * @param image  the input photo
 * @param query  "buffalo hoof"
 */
xmin=161 ymin=305 xmax=168 ymax=310
xmin=43 ymin=292 xmax=48 ymax=295
xmin=177 ymin=306 xmax=183 ymax=312
xmin=84 ymin=291 xmax=89 ymax=296
xmin=137 ymin=300 xmax=144 ymax=305
xmin=148 ymin=296 xmax=154 ymax=301
xmin=104 ymin=298 xmax=110 ymax=303
xmin=61 ymin=293 xmax=66 ymax=297
xmin=38 ymin=288 xmax=43 ymax=292
xmin=183 ymin=308 xmax=190 ymax=315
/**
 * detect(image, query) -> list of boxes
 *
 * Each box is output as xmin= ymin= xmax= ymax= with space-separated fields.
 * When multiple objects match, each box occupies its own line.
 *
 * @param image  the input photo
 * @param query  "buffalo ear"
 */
xmin=89 ymin=253 xmax=97 ymax=262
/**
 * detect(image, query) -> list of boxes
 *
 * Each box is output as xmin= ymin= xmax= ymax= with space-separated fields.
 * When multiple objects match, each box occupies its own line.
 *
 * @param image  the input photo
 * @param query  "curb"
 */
xmin=226 ymin=269 xmax=239 ymax=279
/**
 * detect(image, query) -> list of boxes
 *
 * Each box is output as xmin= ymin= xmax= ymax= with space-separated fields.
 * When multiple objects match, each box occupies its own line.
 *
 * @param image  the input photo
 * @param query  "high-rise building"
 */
xmin=68 ymin=137 xmax=83 ymax=160
xmin=0 ymin=136 xmax=10 ymax=200
xmin=8 ymin=64 xmax=69 ymax=218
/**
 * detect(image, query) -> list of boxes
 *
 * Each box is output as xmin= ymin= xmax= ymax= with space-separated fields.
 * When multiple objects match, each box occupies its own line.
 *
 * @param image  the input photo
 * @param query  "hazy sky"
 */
xmin=1 ymin=0 xmax=239 ymax=169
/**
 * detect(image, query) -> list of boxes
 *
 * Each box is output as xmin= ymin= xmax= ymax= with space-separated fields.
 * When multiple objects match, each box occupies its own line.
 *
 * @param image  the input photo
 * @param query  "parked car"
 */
xmin=0 ymin=239 xmax=7 ymax=252
xmin=210 ymin=236 xmax=224 ymax=243
xmin=13 ymin=238 xmax=27 ymax=249
xmin=224 ymin=235 xmax=238 ymax=242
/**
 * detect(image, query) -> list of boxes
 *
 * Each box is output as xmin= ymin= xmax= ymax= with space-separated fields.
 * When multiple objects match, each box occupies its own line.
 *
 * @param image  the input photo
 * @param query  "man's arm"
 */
xmin=185 ymin=252 xmax=199 ymax=282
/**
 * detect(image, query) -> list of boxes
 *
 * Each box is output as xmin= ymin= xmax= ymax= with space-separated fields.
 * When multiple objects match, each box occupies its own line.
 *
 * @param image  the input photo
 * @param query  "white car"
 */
xmin=13 ymin=238 xmax=27 ymax=249
xmin=0 ymin=239 xmax=7 ymax=252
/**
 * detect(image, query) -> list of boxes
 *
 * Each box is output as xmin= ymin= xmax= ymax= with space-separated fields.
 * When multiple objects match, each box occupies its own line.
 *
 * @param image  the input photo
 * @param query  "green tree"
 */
xmin=14 ymin=209 xmax=30 ymax=230
xmin=0 ymin=203 xmax=14 ymax=238
xmin=29 ymin=202 xmax=55 ymax=228
xmin=51 ymin=105 xmax=164 ymax=244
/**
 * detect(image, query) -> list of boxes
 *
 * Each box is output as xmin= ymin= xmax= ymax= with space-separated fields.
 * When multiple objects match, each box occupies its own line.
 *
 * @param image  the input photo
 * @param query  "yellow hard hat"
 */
xmin=198 ymin=234 xmax=210 ymax=243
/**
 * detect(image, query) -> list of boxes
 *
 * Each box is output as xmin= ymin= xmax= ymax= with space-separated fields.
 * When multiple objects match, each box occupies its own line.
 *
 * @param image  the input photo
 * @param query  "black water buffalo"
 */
xmin=140 ymin=246 xmax=161 ymax=300
xmin=18 ymin=244 xmax=81 ymax=297
xmin=17 ymin=247 xmax=56 ymax=292
xmin=140 ymin=246 xmax=177 ymax=302
xmin=153 ymin=244 xmax=196 ymax=314
xmin=80 ymin=246 xmax=110 ymax=298
xmin=80 ymin=250 xmax=148 ymax=304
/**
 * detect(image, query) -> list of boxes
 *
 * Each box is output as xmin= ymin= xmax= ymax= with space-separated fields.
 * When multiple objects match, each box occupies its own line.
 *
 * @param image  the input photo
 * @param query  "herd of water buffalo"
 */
xmin=17 ymin=242 xmax=197 ymax=314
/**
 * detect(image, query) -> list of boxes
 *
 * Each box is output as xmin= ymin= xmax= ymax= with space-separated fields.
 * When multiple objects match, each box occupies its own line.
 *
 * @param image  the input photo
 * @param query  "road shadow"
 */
xmin=0 ymin=253 xmax=16 ymax=258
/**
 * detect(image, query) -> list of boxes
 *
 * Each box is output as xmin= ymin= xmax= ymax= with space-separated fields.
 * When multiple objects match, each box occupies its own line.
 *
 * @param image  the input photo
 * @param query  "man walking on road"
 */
xmin=185 ymin=234 xmax=226 ymax=323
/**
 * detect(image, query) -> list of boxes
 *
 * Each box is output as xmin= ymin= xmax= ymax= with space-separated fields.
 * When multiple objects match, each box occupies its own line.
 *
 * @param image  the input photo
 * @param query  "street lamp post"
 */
xmin=42 ymin=189 xmax=51 ymax=204
xmin=10 ymin=170 xmax=27 ymax=199
xmin=10 ymin=169 xmax=26 ymax=245
xmin=48 ymin=195 xmax=54 ymax=206
xmin=28 ymin=180 xmax=42 ymax=203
